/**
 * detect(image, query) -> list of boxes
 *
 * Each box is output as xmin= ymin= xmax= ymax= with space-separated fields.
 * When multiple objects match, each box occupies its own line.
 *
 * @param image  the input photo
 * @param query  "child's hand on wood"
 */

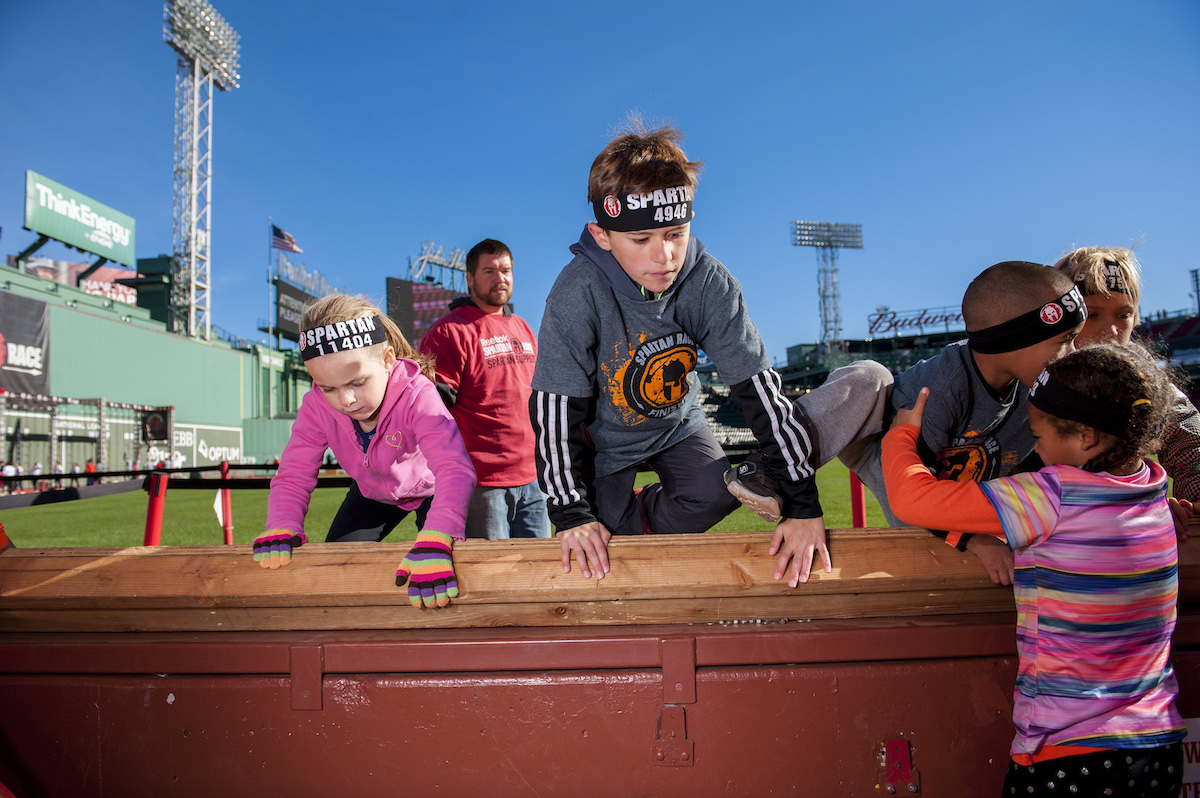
xmin=253 ymin=530 xmax=306 ymax=569
xmin=558 ymin=522 xmax=612 ymax=580
xmin=892 ymin=387 xmax=929 ymax=431
xmin=396 ymin=530 xmax=459 ymax=608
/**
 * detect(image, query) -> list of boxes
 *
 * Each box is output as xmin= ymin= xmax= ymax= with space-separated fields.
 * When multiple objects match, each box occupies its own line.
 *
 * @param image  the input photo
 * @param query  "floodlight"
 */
xmin=163 ymin=0 xmax=240 ymax=340
xmin=164 ymin=0 xmax=241 ymax=90
xmin=792 ymin=221 xmax=863 ymax=250
xmin=791 ymin=220 xmax=864 ymax=357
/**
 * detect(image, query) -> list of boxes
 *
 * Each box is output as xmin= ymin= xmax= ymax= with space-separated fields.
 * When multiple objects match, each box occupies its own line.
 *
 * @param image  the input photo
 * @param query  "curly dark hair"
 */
xmin=1037 ymin=342 xmax=1175 ymax=473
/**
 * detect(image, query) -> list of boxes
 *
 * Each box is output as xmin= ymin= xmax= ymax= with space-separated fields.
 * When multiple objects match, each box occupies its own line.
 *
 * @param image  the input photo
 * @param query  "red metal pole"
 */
xmin=219 ymin=461 xmax=233 ymax=545
xmin=143 ymin=472 xmax=168 ymax=546
xmin=849 ymin=471 xmax=866 ymax=529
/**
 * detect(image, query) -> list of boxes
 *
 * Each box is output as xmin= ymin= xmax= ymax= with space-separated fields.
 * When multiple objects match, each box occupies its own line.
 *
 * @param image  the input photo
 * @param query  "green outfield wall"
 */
xmin=1 ymin=264 xmax=308 ymax=471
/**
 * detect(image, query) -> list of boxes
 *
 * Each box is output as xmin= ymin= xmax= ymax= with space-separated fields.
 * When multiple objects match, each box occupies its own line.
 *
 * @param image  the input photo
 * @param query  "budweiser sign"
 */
xmin=868 ymin=306 xmax=965 ymax=336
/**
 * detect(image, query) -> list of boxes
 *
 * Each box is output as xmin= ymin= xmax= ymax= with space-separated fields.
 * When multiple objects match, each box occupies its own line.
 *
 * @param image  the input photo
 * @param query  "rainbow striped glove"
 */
xmin=395 ymin=530 xmax=459 ymax=608
xmin=253 ymin=529 xmax=307 ymax=569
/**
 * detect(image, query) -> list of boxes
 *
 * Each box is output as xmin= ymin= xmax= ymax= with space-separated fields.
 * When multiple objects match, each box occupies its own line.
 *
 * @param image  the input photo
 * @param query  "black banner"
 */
xmin=0 ymin=292 xmax=50 ymax=395
xmin=141 ymin=408 xmax=172 ymax=442
xmin=386 ymin=277 xmax=415 ymax=343
xmin=274 ymin=279 xmax=319 ymax=343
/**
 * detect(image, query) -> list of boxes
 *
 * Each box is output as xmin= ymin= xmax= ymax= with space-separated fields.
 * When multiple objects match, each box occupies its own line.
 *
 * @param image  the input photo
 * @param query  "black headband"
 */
xmin=1076 ymin=259 xmax=1131 ymax=297
xmin=592 ymin=186 xmax=695 ymax=232
xmin=968 ymin=286 xmax=1085 ymax=354
xmin=1028 ymin=367 xmax=1145 ymax=437
xmin=299 ymin=315 xmax=387 ymax=361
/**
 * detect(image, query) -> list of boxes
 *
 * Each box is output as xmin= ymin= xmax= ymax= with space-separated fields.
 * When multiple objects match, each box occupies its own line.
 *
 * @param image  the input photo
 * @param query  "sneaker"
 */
xmin=724 ymin=451 xmax=783 ymax=523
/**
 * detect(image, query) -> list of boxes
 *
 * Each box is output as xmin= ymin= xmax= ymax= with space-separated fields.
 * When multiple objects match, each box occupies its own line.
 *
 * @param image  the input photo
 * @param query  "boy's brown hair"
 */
xmin=587 ymin=118 xmax=703 ymax=203
xmin=962 ymin=261 xmax=1076 ymax=331
xmin=301 ymin=293 xmax=435 ymax=381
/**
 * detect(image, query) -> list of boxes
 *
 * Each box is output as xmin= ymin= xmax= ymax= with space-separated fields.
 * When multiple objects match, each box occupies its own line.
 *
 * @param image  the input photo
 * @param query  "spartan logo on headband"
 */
xmin=300 ymin=315 xmax=385 ymax=361
xmin=593 ymin=186 xmax=695 ymax=232
xmin=968 ymin=286 xmax=1085 ymax=355
xmin=1040 ymin=302 xmax=1065 ymax=325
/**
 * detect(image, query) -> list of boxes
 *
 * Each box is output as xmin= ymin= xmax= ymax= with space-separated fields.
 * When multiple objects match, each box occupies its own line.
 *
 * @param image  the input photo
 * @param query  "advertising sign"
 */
xmin=0 ymin=292 xmax=50 ymax=395
xmin=867 ymin=306 xmax=965 ymax=336
xmin=147 ymin=424 xmax=246 ymax=469
xmin=275 ymin=254 xmax=340 ymax=297
xmin=397 ymin=279 xmax=468 ymax=345
xmin=274 ymin=279 xmax=318 ymax=342
xmin=24 ymin=171 xmax=136 ymax=267
xmin=22 ymin=257 xmax=138 ymax=305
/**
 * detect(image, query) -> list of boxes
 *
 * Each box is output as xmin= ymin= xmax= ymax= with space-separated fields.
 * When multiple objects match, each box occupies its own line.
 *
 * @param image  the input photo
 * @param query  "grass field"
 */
xmin=0 ymin=459 xmax=886 ymax=549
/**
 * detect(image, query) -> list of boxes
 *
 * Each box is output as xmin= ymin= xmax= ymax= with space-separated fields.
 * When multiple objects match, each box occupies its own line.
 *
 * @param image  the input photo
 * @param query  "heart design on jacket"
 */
xmin=385 ymin=431 xmax=403 ymax=448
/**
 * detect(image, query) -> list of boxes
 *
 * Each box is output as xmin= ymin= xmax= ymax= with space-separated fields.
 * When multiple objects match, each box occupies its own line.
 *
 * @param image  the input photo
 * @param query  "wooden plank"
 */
xmin=0 ymin=528 xmax=996 ymax=606
xmin=0 ymin=590 xmax=1020 ymax=633
xmin=0 ymin=528 xmax=1196 ymax=632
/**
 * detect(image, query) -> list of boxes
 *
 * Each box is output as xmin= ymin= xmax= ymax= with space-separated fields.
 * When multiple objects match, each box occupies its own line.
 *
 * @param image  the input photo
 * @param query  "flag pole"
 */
xmin=267 ymin=217 xmax=273 ymax=420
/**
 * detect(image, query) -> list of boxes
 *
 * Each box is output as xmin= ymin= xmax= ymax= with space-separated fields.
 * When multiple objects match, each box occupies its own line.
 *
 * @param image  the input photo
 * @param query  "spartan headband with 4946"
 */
xmin=299 ymin=315 xmax=386 ymax=361
xmin=593 ymin=186 xmax=695 ymax=232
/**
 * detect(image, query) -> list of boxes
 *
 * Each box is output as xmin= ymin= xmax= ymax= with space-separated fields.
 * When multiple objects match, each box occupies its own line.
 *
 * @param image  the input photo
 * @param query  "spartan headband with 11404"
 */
xmin=299 ymin=315 xmax=385 ymax=361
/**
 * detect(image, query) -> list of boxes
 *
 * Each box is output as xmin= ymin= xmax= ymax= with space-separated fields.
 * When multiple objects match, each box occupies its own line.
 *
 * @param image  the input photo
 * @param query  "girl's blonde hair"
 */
xmin=300 ymin=294 xmax=435 ymax=381
xmin=1052 ymin=246 xmax=1142 ymax=319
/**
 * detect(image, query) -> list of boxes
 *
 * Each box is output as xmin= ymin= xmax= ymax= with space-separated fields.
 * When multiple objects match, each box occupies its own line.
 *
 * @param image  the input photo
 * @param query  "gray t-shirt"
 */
xmin=533 ymin=230 xmax=770 ymax=477
xmin=891 ymin=340 xmax=1034 ymax=480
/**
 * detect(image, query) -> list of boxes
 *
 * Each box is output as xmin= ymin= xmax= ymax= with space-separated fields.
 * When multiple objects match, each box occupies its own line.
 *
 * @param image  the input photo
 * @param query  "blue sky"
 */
xmin=2 ymin=0 xmax=1198 ymax=363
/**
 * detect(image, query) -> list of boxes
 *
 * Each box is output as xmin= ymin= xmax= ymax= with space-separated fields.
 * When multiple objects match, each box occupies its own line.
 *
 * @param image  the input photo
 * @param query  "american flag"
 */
xmin=270 ymin=225 xmax=303 ymax=253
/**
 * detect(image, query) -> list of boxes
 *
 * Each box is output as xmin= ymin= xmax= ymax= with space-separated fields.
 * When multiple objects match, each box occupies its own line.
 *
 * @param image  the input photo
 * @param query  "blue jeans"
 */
xmin=464 ymin=481 xmax=551 ymax=540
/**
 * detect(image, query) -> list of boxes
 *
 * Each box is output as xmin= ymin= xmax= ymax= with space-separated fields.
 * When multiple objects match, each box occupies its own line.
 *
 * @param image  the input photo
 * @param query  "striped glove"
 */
xmin=253 ymin=529 xmax=307 ymax=569
xmin=395 ymin=530 xmax=459 ymax=608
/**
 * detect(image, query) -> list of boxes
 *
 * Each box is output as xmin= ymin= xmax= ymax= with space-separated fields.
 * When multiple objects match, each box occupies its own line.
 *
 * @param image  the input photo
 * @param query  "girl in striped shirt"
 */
xmin=883 ymin=342 xmax=1185 ymax=797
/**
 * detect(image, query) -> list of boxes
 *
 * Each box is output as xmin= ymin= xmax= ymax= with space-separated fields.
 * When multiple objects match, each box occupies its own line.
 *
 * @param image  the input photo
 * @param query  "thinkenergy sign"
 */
xmin=24 ymin=171 xmax=136 ymax=267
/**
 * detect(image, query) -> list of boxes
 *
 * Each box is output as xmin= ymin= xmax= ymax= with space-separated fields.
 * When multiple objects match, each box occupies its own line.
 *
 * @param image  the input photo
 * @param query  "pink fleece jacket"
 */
xmin=266 ymin=358 xmax=476 ymax=539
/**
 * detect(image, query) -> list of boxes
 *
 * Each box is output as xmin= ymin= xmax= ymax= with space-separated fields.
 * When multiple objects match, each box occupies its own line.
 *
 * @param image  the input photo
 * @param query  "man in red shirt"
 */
xmin=420 ymin=239 xmax=550 ymax=539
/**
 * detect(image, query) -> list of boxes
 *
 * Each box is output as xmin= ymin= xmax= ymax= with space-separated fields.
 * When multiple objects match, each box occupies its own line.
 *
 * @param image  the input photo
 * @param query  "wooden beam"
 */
xmin=1 ymin=528 xmax=1197 ymax=632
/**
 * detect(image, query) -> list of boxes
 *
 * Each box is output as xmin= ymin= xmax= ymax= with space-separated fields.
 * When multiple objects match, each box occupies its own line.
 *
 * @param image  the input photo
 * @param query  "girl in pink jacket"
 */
xmin=253 ymin=294 xmax=476 ymax=609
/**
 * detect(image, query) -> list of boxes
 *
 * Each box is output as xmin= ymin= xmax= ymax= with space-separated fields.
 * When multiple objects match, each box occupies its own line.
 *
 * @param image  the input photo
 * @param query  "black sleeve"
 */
xmin=529 ymin=390 xmax=598 ymax=532
xmin=728 ymin=369 xmax=822 ymax=519
xmin=434 ymin=380 xmax=458 ymax=409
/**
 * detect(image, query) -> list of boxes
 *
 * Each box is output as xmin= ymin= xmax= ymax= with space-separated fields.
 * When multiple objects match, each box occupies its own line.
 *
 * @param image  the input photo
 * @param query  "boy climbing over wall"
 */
xmin=844 ymin=260 xmax=1086 ymax=585
xmin=529 ymin=119 xmax=891 ymax=587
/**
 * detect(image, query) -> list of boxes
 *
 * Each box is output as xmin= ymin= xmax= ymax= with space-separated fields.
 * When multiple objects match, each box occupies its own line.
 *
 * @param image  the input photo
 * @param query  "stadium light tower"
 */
xmin=163 ymin=0 xmax=241 ymax=340
xmin=792 ymin=221 xmax=863 ymax=357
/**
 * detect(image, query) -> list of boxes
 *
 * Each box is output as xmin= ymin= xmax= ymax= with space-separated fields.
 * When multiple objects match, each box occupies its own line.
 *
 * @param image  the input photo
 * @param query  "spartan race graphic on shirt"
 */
xmin=935 ymin=434 xmax=1003 ymax=482
xmin=616 ymin=331 xmax=697 ymax=419
xmin=480 ymin=333 xmax=536 ymax=370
